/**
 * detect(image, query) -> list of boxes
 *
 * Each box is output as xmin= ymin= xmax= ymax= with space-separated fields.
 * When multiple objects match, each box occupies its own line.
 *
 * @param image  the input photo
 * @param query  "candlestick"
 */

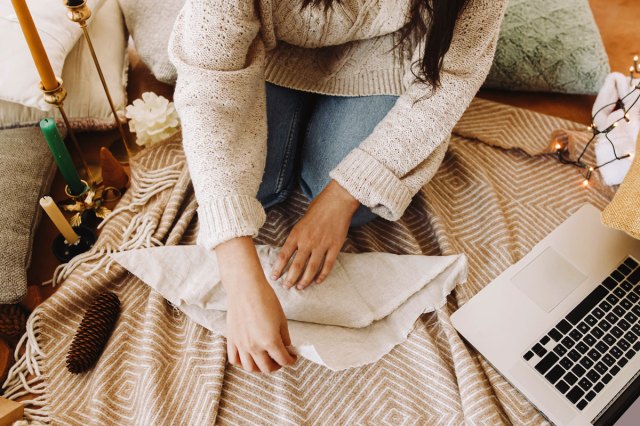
xmin=10 ymin=0 xmax=58 ymax=90
xmin=64 ymin=0 xmax=134 ymax=157
xmin=40 ymin=119 xmax=87 ymax=196
xmin=39 ymin=196 xmax=79 ymax=244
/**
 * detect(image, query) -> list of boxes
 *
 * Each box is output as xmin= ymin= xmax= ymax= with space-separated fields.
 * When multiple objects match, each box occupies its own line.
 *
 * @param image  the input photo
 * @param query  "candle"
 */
xmin=39 ymin=119 xmax=86 ymax=195
xmin=39 ymin=197 xmax=79 ymax=245
xmin=635 ymin=55 xmax=639 ymax=73
xmin=10 ymin=0 xmax=58 ymax=91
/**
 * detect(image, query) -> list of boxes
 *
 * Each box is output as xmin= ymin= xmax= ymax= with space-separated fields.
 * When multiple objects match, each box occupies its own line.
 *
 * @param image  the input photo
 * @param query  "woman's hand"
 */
xmin=216 ymin=237 xmax=297 ymax=373
xmin=271 ymin=180 xmax=360 ymax=289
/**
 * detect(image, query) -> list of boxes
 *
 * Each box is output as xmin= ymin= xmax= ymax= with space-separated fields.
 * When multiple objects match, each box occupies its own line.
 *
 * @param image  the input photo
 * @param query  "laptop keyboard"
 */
xmin=523 ymin=256 xmax=640 ymax=411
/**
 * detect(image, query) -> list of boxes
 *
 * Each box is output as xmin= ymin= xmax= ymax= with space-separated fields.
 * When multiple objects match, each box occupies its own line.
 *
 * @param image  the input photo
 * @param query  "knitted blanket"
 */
xmin=4 ymin=99 xmax=614 ymax=425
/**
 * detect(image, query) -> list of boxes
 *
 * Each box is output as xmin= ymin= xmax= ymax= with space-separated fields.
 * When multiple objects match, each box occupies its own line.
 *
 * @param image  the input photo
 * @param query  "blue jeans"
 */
xmin=257 ymin=82 xmax=398 ymax=227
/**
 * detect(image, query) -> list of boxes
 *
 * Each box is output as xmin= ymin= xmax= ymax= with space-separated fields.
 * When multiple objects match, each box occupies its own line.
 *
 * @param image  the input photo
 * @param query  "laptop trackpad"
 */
xmin=512 ymin=247 xmax=587 ymax=313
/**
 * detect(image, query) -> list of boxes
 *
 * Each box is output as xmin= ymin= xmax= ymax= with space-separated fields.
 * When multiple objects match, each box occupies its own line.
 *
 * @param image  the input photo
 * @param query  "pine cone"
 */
xmin=0 ymin=304 xmax=27 ymax=343
xmin=66 ymin=291 xmax=120 ymax=374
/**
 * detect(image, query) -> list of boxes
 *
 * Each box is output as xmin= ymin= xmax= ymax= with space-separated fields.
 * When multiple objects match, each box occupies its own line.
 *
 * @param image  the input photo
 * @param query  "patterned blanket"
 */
xmin=3 ymin=99 xmax=615 ymax=425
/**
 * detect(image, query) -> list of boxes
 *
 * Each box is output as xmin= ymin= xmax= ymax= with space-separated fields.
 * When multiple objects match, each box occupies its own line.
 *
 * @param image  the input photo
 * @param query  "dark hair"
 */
xmin=300 ymin=0 xmax=470 ymax=88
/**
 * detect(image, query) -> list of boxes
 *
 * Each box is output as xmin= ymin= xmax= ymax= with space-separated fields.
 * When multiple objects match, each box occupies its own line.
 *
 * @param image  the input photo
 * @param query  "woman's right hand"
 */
xmin=216 ymin=237 xmax=297 ymax=373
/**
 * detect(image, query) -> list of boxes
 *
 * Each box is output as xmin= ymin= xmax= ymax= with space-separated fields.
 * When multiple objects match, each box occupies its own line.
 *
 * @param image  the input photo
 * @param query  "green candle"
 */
xmin=39 ymin=118 xmax=85 ymax=195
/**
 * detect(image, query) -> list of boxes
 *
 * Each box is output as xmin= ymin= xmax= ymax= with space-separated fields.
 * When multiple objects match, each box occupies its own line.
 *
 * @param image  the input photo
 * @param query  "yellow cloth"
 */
xmin=602 ymin=135 xmax=640 ymax=239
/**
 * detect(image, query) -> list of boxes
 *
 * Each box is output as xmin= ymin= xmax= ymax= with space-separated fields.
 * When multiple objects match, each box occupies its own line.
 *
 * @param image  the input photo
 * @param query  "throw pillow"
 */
xmin=117 ymin=0 xmax=184 ymax=85
xmin=0 ymin=0 xmax=105 ymax=111
xmin=484 ymin=0 xmax=610 ymax=95
xmin=0 ymin=0 xmax=127 ymax=130
xmin=0 ymin=127 xmax=58 ymax=303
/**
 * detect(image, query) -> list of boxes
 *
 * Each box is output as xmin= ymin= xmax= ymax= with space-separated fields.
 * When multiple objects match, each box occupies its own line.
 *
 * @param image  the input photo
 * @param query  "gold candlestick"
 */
xmin=64 ymin=0 xmax=137 ymax=158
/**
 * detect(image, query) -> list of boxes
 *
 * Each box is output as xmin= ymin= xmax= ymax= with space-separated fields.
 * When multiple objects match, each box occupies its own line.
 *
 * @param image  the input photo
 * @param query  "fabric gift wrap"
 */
xmin=591 ymin=72 xmax=640 ymax=186
xmin=112 ymin=245 xmax=468 ymax=370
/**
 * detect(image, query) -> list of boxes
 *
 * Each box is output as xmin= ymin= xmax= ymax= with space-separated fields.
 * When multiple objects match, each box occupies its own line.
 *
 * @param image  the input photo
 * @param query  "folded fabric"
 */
xmin=0 ymin=0 xmax=127 ymax=130
xmin=592 ymin=72 xmax=640 ymax=186
xmin=0 ymin=0 xmax=105 ymax=111
xmin=112 ymin=245 xmax=467 ymax=370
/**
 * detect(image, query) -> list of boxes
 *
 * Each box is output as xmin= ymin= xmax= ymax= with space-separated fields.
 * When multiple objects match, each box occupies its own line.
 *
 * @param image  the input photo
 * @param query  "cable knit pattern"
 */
xmin=169 ymin=0 xmax=507 ymax=249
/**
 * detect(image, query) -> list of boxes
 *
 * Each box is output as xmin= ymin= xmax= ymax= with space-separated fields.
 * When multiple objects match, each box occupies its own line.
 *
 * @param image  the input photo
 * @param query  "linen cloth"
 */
xmin=592 ymin=72 xmax=640 ymax=186
xmin=3 ymin=99 xmax=615 ymax=424
xmin=112 ymin=245 xmax=467 ymax=370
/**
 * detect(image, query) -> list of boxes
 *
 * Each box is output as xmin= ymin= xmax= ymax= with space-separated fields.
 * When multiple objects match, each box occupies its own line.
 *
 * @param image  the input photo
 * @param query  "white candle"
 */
xmin=39 ymin=196 xmax=79 ymax=244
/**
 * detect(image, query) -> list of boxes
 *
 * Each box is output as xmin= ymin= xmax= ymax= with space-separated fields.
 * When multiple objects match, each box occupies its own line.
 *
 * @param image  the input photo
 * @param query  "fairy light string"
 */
xmin=553 ymin=55 xmax=640 ymax=187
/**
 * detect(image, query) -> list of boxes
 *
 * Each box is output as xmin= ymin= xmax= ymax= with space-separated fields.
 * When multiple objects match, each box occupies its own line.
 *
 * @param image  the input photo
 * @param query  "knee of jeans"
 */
xmin=350 ymin=204 xmax=377 ymax=227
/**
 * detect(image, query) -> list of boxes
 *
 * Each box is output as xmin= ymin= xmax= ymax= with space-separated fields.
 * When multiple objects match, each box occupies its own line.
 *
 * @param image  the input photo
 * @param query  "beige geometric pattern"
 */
xmin=4 ymin=99 xmax=614 ymax=425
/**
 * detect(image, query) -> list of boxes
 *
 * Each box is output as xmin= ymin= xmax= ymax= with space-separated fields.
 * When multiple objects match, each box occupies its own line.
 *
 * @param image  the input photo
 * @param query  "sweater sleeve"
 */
xmin=168 ymin=0 xmax=268 ymax=250
xmin=329 ymin=0 xmax=508 ymax=221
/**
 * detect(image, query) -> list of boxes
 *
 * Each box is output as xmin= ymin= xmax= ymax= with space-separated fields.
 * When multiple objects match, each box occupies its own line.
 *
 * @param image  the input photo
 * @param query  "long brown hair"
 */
xmin=301 ymin=0 xmax=470 ymax=88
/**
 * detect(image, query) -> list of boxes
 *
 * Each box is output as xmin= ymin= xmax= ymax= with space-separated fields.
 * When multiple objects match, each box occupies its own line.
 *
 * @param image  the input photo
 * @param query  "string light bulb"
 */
xmin=557 ymin=56 xmax=640 ymax=187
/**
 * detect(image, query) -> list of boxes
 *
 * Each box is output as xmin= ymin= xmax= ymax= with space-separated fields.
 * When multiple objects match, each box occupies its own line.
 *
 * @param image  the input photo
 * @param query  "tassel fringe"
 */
xmin=7 ymin=155 xmax=185 ymax=423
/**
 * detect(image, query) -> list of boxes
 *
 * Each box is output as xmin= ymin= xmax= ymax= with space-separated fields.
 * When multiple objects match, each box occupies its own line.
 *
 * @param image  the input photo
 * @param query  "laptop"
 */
xmin=451 ymin=204 xmax=640 ymax=425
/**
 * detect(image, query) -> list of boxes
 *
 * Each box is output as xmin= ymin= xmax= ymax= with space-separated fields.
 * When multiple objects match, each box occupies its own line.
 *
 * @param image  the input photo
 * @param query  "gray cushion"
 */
xmin=484 ymin=0 xmax=610 ymax=95
xmin=0 ymin=127 xmax=57 ymax=303
xmin=118 ymin=0 xmax=184 ymax=85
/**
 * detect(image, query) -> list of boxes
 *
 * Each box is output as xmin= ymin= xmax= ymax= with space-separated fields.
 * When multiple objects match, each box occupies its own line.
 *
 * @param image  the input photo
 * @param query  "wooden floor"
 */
xmin=22 ymin=0 xmax=640 ymax=316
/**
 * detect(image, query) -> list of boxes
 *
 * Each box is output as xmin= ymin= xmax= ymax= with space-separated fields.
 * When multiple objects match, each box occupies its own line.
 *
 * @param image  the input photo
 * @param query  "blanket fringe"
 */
xmin=43 ymin=162 xmax=183 ymax=287
xmin=5 ymin=159 xmax=184 ymax=423
xmin=2 ymin=312 xmax=51 ymax=424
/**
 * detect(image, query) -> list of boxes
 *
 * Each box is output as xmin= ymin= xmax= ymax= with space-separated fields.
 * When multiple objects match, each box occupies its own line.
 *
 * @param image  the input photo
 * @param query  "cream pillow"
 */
xmin=0 ymin=0 xmax=126 ymax=130
xmin=0 ymin=0 xmax=105 ymax=111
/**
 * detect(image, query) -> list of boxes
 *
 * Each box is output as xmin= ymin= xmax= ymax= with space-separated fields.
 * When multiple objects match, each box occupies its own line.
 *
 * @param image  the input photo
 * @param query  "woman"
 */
xmin=169 ymin=0 xmax=507 ymax=374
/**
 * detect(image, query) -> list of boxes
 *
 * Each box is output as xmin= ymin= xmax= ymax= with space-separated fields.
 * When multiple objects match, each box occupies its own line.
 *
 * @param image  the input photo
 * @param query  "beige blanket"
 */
xmin=3 ymin=99 xmax=614 ymax=425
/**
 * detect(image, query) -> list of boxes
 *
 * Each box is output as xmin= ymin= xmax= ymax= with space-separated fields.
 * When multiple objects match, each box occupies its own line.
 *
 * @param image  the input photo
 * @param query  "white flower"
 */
xmin=125 ymin=92 xmax=180 ymax=147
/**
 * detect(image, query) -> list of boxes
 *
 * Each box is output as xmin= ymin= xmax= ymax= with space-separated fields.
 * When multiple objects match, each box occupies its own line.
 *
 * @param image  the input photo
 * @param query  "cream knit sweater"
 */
xmin=168 ymin=0 xmax=507 ymax=250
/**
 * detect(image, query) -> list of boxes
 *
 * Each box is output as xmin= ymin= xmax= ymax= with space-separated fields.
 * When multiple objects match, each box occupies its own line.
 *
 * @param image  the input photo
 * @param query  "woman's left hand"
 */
xmin=270 ymin=180 xmax=360 ymax=289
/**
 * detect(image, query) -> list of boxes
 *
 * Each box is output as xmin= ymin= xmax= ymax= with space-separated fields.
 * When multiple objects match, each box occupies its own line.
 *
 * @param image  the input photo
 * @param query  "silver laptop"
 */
xmin=451 ymin=204 xmax=640 ymax=425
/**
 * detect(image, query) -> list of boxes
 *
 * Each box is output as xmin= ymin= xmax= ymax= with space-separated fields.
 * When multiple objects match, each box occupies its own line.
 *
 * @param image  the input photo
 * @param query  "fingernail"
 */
xmin=296 ymin=285 xmax=303 ymax=290
xmin=270 ymin=274 xmax=277 ymax=280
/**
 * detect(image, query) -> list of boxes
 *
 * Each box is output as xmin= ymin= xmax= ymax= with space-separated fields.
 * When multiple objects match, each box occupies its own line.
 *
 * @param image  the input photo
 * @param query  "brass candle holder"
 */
xmin=64 ymin=0 xmax=139 ymax=158
xmin=60 ymin=179 xmax=121 ymax=228
xmin=40 ymin=77 xmax=94 ymax=183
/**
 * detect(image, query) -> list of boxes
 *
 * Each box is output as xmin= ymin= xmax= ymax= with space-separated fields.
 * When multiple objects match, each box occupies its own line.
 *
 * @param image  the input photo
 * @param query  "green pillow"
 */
xmin=484 ymin=0 xmax=610 ymax=95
